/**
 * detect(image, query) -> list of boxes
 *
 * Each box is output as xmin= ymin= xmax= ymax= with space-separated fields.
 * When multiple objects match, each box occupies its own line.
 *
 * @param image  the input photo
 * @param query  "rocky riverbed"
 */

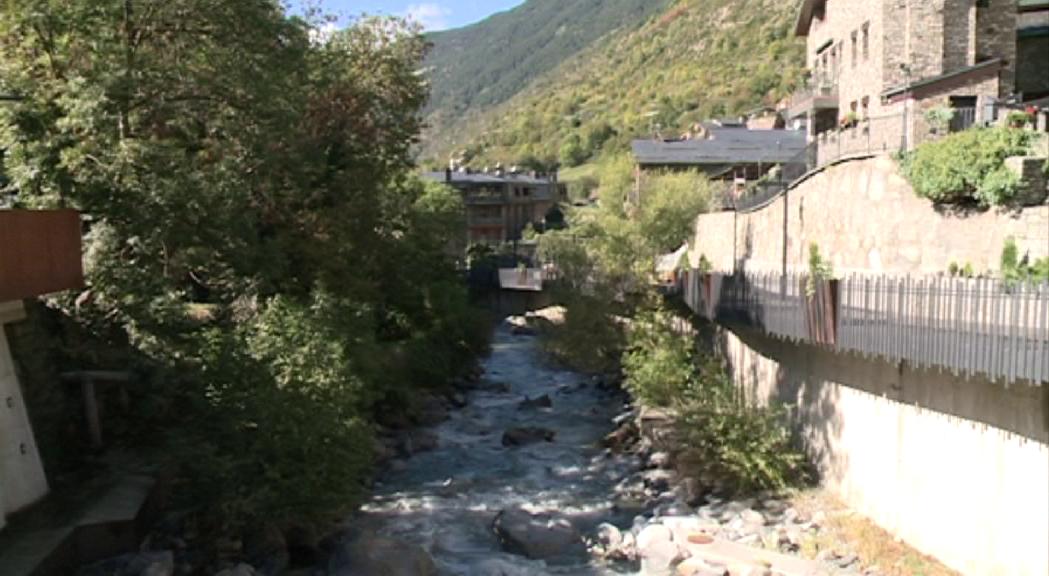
xmin=333 ymin=321 xmax=882 ymax=576
xmin=80 ymin=319 xmax=892 ymax=576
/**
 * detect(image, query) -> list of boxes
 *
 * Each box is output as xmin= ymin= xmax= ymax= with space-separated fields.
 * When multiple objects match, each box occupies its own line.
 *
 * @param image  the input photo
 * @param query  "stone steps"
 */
xmin=0 ymin=475 xmax=162 ymax=576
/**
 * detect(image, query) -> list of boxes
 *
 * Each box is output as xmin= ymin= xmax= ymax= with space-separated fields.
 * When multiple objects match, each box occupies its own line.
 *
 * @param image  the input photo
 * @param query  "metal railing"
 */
xmin=787 ymin=76 xmax=839 ymax=112
xmin=681 ymin=269 xmax=1049 ymax=385
xmin=949 ymin=107 xmax=977 ymax=132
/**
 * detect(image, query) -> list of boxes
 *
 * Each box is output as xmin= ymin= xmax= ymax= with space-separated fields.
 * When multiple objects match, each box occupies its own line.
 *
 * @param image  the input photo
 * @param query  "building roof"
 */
xmin=421 ymin=171 xmax=557 ymax=186
xmin=795 ymin=0 xmax=826 ymax=37
xmin=632 ymin=128 xmax=806 ymax=167
xmin=882 ymin=58 xmax=1002 ymax=99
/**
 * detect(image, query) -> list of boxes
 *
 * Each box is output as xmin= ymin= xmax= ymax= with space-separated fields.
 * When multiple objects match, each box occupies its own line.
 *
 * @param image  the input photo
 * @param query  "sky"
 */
xmin=286 ymin=1 xmax=525 ymax=31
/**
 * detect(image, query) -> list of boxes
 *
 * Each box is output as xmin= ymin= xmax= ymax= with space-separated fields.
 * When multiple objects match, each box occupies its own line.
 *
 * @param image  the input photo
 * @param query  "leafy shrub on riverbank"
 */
xmin=623 ymin=307 xmax=808 ymax=495
xmin=542 ymin=293 xmax=626 ymax=374
xmin=898 ymin=128 xmax=1033 ymax=207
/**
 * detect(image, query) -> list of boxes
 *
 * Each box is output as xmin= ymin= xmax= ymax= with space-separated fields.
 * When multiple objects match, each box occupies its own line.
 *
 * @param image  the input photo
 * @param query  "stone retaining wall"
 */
xmin=691 ymin=155 xmax=1049 ymax=276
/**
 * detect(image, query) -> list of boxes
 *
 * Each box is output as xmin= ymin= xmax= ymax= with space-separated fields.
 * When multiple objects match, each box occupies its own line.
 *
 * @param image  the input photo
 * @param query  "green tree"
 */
xmin=559 ymin=133 xmax=589 ymax=167
xmin=0 ymin=1 xmax=481 ymax=527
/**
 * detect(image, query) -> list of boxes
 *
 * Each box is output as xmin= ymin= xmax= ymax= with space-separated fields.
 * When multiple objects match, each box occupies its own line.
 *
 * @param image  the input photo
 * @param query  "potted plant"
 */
xmin=1007 ymin=109 xmax=1035 ymax=130
xmin=804 ymin=243 xmax=839 ymax=346
xmin=839 ymin=111 xmax=860 ymax=130
xmin=925 ymin=106 xmax=955 ymax=136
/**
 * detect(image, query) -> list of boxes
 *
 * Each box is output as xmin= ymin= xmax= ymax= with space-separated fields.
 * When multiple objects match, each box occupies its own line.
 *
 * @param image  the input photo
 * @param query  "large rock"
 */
xmin=242 ymin=523 xmax=288 ymax=576
xmin=501 ymin=427 xmax=556 ymax=447
xmin=492 ymin=508 xmax=584 ymax=560
xmin=413 ymin=393 xmax=450 ymax=426
xmin=79 ymin=552 xmax=175 ymax=576
xmin=637 ymin=523 xmax=687 ymax=575
xmin=518 ymin=394 xmax=553 ymax=410
xmin=213 ymin=564 xmax=256 ymax=576
xmin=328 ymin=535 xmax=437 ymax=576
xmin=398 ymin=429 xmax=439 ymax=456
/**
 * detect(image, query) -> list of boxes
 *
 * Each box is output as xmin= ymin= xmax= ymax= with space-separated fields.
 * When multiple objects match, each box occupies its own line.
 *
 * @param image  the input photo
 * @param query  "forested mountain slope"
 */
xmin=421 ymin=0 xmax=806 ymax=169
xmin=422 ymin=0 xmax=672 ymax=155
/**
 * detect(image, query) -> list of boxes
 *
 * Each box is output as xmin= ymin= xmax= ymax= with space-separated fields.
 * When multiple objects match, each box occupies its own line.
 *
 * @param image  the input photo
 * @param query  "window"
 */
xmin=861 ymin=96 xmax=870 ymax=118
xmin=851 ymin=31 xmax=858 ymax=68
xmin=862 ymin=23 xmax=870 ymax=60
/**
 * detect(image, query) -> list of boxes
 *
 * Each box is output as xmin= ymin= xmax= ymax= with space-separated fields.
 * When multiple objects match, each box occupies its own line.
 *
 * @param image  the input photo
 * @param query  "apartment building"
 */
xmin=423 ymin=169 xmax=566 ymax=246
xmin=788 ymin=0 xmax=1047 ymax=163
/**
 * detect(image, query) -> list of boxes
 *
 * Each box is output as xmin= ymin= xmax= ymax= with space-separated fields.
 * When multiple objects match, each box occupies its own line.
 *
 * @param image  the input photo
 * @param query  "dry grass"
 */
xmin=790 ymin=490 xmax=959 ymax=576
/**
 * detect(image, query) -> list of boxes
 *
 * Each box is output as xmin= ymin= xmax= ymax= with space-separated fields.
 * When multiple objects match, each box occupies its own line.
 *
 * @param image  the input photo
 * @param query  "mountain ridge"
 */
xmin=421 ymin=0 xmax=806 ymax=169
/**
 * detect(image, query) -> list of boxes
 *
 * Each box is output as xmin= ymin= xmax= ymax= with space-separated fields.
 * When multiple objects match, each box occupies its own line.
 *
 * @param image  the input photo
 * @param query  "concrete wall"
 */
xmin=718 ymin=324 xmax=1049 ymax=576
xmin=691 ymin=155 xmax=1049 ymax=275
xmin=0 ymin=301 xmax=49 ymax=530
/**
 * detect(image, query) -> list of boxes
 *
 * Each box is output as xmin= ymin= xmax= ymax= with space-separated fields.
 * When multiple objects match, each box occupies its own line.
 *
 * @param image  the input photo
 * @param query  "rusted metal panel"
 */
xmin=0 ymin=210 xmax=84 ymax=301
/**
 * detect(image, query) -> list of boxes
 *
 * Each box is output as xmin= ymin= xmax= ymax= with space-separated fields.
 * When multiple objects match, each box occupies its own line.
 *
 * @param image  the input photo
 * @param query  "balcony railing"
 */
xmin=787 ymin=76 xmax=839 ymax=119
xmin=681 ymin=269 xmax=1049 ymax=385
xmin=949 ymin=107 xmax=977 ymax=133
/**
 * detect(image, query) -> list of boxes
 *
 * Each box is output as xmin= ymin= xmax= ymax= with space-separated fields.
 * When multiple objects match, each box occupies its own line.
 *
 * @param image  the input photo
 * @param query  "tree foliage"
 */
xmin=0 ymin=1 xmax=484 ymax=526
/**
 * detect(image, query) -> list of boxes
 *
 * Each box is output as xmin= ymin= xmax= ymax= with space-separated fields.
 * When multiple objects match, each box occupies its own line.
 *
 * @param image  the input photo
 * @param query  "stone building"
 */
xmin=423 ymin=169 xmax=566 ymax=246
xmin=788 ymin=0 xmax=1047 ymax=164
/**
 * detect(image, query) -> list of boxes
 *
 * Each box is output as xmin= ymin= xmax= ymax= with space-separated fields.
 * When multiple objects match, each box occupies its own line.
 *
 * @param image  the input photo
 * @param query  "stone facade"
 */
xmin=690 ymin=155 xmax=1049 ymax=275
xmin=423 ymin=171 xmax=565 ymax=246
xmin=795 ymin=0 xmax=1019 ymax=156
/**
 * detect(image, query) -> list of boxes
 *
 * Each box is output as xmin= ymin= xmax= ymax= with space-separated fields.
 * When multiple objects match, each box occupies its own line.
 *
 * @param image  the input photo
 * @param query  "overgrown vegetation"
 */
xmin=0 ymin=2 xmax=487 ymax=530
xmin=1000 ymin=237 xmax=1049 ymax=284
xmin=624 ymin=306 xmax=807 ymax=495
xmin=806 ymin=243 xmax=835 ymax=297
xmin=898 ymin=128 xmax=1033 ymax=207
xmin=423 ymin=0 xmax=805 ymax=168
xmin=536 ymin=155 xmax=806 ymax=496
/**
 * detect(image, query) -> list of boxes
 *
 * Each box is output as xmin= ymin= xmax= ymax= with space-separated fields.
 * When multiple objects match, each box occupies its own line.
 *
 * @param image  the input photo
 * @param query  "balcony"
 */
xmin=465 ymin=191 xmax=508 ymax=205
xmin=0 ymin=210 xmax=84 ymax=302
xmin=468 ymin=215 xmax=505 ymax=227
xmin=786 ymin=76 xmax=839 ymax=120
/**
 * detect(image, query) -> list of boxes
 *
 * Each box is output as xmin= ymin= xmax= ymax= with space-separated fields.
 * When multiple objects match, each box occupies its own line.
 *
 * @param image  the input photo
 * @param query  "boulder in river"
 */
xmin=413 ymin=393 xmax=450 ymax=427
xmin=501 ymin=427 xmax=556 ymax=447
xmin=492 ymin=508 xmax=585 ymax=560
xmin=79 ymin=551 xmax=175 ymax=576
xmin=328 ymin=535 xmax=437 ymax=576
xmin=398 ymin=429 xmax=439 ymax=456
xmin=518 ymin=394 xmax=553 ymax=410
xmin=241 ymin=522 xmax=288 ymax=576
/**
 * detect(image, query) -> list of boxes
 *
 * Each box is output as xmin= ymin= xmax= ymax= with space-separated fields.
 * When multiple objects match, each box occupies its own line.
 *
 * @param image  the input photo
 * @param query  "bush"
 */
xmin=676 ymin=358 xmax=807 ymax=495
xmin=623 ymin=308 xmax=696 ymax=406
xmin=542 ymin=292 xmax=626 ymax=374
xmin=899 ymin=127 xmax=1032 ymax=207
xmin=1000 ymin=237 xmax=1049 ymax=284
xmin=622 ymin=306 xmax=808 ymax=495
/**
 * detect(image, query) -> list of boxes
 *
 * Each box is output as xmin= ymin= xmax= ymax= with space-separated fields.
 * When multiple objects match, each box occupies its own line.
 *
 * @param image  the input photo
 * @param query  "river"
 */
xmin=359 ymin=325 xmax=643 ymax=575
